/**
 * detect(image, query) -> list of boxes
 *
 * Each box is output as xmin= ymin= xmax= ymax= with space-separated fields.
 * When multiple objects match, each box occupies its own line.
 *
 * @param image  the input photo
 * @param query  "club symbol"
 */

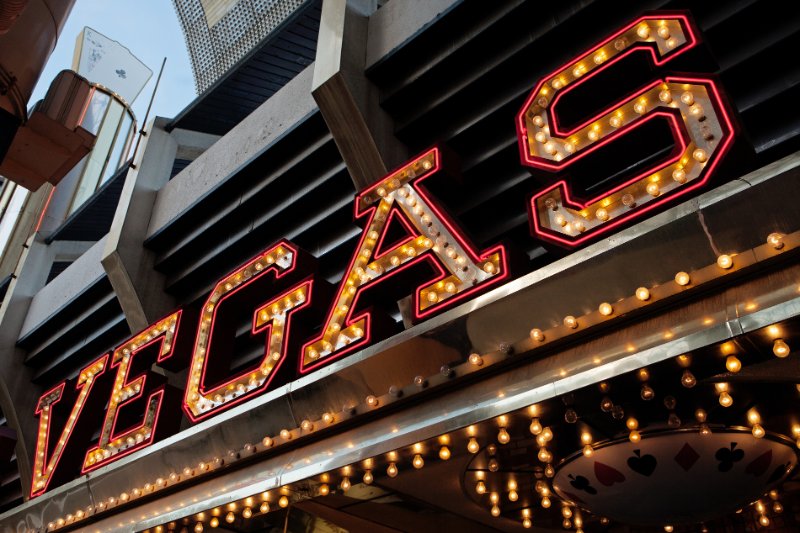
xmin=715 ymin=442 xmax=744 ymax=472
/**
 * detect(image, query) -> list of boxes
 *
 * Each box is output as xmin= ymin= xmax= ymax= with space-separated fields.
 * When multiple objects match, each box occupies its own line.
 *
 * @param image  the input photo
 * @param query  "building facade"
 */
xmin=1 ymin=0 xmax=800 ymax=531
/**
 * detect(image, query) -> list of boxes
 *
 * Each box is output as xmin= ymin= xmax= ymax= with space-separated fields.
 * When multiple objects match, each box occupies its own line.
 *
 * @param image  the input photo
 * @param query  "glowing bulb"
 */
xmin=675 ymin=271 xmax=690 ymax=286
xmin=672 ymin=167 xmax=687 ymax=183
xmin=716 ymin=254 xmax=733 ymax=269
xmin=413 ymin=454 xmax=424 ymax=469
xmin=434 ymin=445 xmax=450 ymax=460
xmin=774 ymin=502 xmax=784 ymax=513
xmin=476 ymin=481 xmax=486 ymax=494
xmin=626 ymin=417 xmax=639 ymax=430
xmin=538 ymin=448 xmax=552 ymax=463
xmin=752 ymin=424 xmax=765 ymax=438
xmin=387 ymin=462 xmax=398 ymax=477
xmin=563 ymin=315 xmax=578 ymax=329
xmin=194 ymin=523 xmax=203 ymax=532
xmin=719 ymin=391 xmax=733 ymax=407
xmin=508 ymin=490 xmax=518 ymax=501
xmin=469 ymin=353 xmax=483 ymax=366
xmin=636 ymin=24 xmax=650 ymax=39
xmin=530 ymin=328 xmax=545 ymax=342
xmin=319 ymin=483 xmax=329 ymax=496
xmin=596 ymin=207 xmax=609 ymax=221
xmin=225 ymin=512 xmax=235 ymax=523
xmin=629 ymin=430 xmax=641 ymax=443
xmin=759 ymin=515 xmax=770 ymax=527
xmin=523 ymin=518 xmax=532 ymax=528
xmin=726 ymin=355 xmax=742 ymax=373
xmin=260 ymin=502 xmax=269 ymax=513
xmin=646 ymin=182 xmax=660 ymax=197
xmin=491 ymin=505 xmax=501 ymax=517
xmin=278 ymin=496 xmax=289 ymax=508
xmin=582 ymin=444 xmax=594 ymax=457
xmin=767 ymin=232 xmax=785 ymax=249
xmin=659 ymin=89 xmax=672 ymax=103
xmin=545 ymin=464 xmax=555 ymax=478
xmin=363 ymin=470 xmax=373 ymax=484
xmin=366 ymin=395 xmax=378 ymax=407
xmin=664 ymin=526 xmax=674 ymax=533
xmin=681 ymin=370 xmax=697 ymax=388
xmin=541 ymin=496 xmax=551 ymax=508
xmin=468 ymin=438 xmax=480 ymax=454
xmin=773 ymin=339 xmax=790 ymax=358
xmin=635 ymin=287 xmax=650 ymax=301
xmin=529 ymin=418 xmax=542 ymax=435
xmin=599 ymin=302 xmax=613 ymax=316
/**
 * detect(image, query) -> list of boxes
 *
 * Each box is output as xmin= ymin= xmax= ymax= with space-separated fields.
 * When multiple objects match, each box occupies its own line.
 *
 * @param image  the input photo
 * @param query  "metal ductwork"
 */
xmin=0 ymin=0 xmax=76 ymax=167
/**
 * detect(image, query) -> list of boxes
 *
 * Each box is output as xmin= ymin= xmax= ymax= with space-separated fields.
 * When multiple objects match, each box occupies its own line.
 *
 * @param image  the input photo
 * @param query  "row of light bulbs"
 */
xmin=40 ymin=229 xmax=795 ymax=531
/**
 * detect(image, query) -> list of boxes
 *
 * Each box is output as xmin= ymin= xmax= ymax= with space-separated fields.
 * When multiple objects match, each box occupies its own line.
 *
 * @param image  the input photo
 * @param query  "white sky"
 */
xmin=30 ymin=0 xmax=195 ymax=128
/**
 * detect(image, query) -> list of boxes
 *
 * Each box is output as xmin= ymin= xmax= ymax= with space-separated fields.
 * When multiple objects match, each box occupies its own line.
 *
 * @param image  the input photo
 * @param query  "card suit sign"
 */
xmin=627 ymin=449 xmax=657 ymax=477
xmin=768 ymin=462 xmax=792 ymax=484
xmin=715 ymin=443 xmax=744 ymax=472
xmin=568 ymin=474 xmax=598 ymax=495
xmin=745 ymin=450 xmax=772 ymax=477
xmin=594 ymin=461 xmax=626 ymax=486
xmin=673 ymin=442 xmax=700 ymax=472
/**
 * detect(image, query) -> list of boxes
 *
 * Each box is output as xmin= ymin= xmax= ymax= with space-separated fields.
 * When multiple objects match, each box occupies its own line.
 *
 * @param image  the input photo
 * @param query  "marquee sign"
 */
xmin=29 ymin=12 xmax=735 ymax=498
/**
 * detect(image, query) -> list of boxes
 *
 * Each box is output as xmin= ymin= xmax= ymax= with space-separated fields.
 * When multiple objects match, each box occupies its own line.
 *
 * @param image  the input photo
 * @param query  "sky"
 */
xmin=30 ymin=0 xmax=196 ymax=127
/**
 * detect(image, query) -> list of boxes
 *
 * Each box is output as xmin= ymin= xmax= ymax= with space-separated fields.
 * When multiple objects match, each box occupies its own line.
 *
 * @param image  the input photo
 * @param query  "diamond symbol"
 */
xmin=674 ymin=442 xmax=700 ymax=471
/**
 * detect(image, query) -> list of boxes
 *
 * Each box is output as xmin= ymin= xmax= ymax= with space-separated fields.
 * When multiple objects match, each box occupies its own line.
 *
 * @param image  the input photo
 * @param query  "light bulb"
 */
xmin=752 ymin=424 xmax=765 ymax=438
xmin=596 ymin=207 xmax=609 ymax=221
xmin=659 ymin=89 xmax=672 ymax=103
xmin=439 ymin=445 xmax=451 ymax=460
xmin=726 ymin=355 xmax=742 ymax=373
xmin=641 ymin=385 xmax=655 ymax=400
xmin=664 ymin=526 xmax=674 ymax=533
xmin=225 ymin=512 xmax=235 ymax=523
xmin=469 ymin=353 xmax=483 ymax=366
xmin=529 ymin=418 xmax=542 ymax=434
xmin=194 ymin=523 xmax=203 ymax=533
xmin=363 ymin=470 xmax=373 ymax=484
xmin=545 ymin=464 xmax=555 ymax=477
xmin=599 ymin=302 xmax=613 ymax=316
xmin=467 ymin=437 xmax=480 ymax=453
xmin=767 ymin=232 xmax=785 ymax=249
xmin=541 ymin=427 xmax=553 ymax=441
xmin=636 ymin=24 xmax=650 ymax=39
xmin=629 ymin=430 xmax=641 ymax=443
xmin=672 ymin=167 xmax=687 ymax=183
xmin=243 ymin=507 xmax=252 ymax=519
xmin=564 ymin=408 xmax=578 ymax=423
xmin=719 ymin=391 xmax=733 ymax=407
xmin=635 ymin=287 xmax=650 ymax=301
xmin=538 ymin=448 xmax=552 ymax=463
xmin=497 ymin=428 xmax=510 ymax=444
xmin=340 ymin=476 xmax=351 ymax=490
xmin=695 ymin=409 xmax=708 ymax=423
xmin=693 ymin=148 xmax=707 ymax=162
xmin=563 ymin=519 xmax=573 ymax=529
xmin=509 ymin=490 xmax=518 ymax=501
xmin=675 ymin=271 xmax=690 ymax=286
xmin=582 ymin=445 xmax=594 ymax=457
xmin=580 ymin=431 xmax=592 ymax=445
xmin=278 ymin=496 xmax=289 ymax=508
xmin=366 ymin=395 xmax=378 ymax=407
xmin=476 ymin=481 xmax=486 ymax=494
xmin=523 ymin=518 xmax=532 ymax=528
xmin=774 ymin=502 xmax=784 ymax=513
xmin=759 ymin=515 xmax=770 ymax=527
xmin=541 ymin=496 xmax=551 ymax=508
xmin=491 ymin=505 xmax=501 ymax=517
xmin=716 ymin=254 xmax=733 ymax=269
xmin=773 ymin=339 xmax=790 ymax=358
xmin=646 ymin=182 xmax=660 ymax=197
xmin=563 ymin=315 xmax=578 ymax=328
xmin=530 ymin=328 xmax=545 ymax=342
xmin=260 ymin=502 xmax=269 ymax=513
xmin=413 ymin=454 xmax=424 ymax=469
xmin=387 ymin=462 xmax=398 ymax=477
xmin=319 ymin=483 xmax=329 ymax=496
xmin=681 ymin=370 xmax=697 ymax=388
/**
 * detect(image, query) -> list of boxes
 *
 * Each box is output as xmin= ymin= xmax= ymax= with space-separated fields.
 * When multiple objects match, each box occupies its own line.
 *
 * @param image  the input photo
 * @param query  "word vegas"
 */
xmin=31 ymin=13 xmax=734 ymax=497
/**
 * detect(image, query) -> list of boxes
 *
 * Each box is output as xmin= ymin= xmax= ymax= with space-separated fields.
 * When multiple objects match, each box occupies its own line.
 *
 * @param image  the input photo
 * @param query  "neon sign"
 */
xmin=29 ymin=12 xmax=733 ymax=497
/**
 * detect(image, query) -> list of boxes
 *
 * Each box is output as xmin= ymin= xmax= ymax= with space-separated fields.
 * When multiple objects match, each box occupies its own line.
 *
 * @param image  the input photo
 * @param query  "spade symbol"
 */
xmin=568 ymin=474 xmax=598 ymax=495
xmin=627 ymin=449 xmax=657 ymax=477
xmin=715 ymin=442 xmax=745 ymax=472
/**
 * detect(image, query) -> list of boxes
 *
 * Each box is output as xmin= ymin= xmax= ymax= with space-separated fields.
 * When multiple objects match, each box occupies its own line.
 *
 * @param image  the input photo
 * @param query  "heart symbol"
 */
xmin=594 ymin=461 xmax=625 ymax=486
xmin=568 ymin=474 xmax=597 ymax=495
xmin=715 ymin=442 xmax=744 ymax=472
xmin=745 ymin=450 xmax=772 ymax=477
xmin=627 ymin=449 xmax=657 ymax=477
xmin=768 ymin=462 xmax=792 ymax=484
